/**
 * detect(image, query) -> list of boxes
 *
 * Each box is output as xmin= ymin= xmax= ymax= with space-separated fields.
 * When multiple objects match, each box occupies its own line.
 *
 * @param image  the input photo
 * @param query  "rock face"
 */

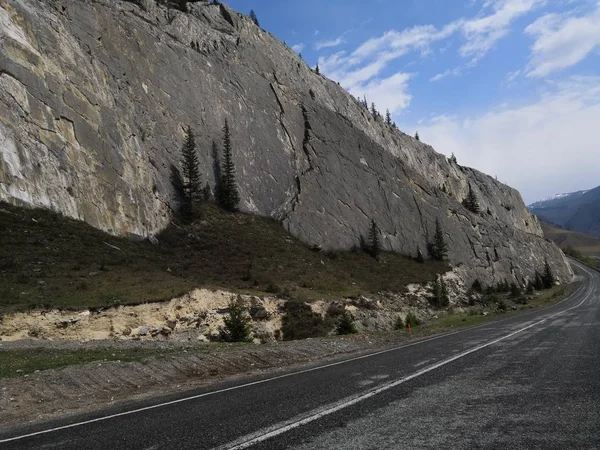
xmin=0 ymin=0 xmax=572 ymax=285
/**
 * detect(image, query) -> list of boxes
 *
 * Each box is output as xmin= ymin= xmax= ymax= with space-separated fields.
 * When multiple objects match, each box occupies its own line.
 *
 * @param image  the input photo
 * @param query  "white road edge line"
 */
xmin=0 ymin=263 xmax=594 ymax=444
xmin=216 ymin=266 xmax=595 ymax=450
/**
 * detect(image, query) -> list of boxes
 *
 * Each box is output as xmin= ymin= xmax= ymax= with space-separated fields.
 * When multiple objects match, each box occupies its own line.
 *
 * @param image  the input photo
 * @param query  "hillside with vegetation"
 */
xmin=0 ymin=201 xmax=447 ymax=315
xmin=540 ymin=221 xmax=600 ymax=267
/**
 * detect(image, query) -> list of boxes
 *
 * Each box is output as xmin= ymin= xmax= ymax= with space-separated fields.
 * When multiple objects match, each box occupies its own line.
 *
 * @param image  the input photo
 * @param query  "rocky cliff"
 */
xmin=0 ymin=0 xmax=572 ymax=285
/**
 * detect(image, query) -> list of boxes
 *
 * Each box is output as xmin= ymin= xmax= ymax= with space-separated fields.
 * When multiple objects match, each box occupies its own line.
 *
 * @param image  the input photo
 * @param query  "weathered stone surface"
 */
xmin=0 ymin=0 xmax=572 ymax=285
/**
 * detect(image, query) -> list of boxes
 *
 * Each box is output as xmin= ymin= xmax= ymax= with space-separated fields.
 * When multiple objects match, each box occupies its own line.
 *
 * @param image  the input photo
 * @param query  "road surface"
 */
xmin=1 ymin=261 xmax=598 ymax=449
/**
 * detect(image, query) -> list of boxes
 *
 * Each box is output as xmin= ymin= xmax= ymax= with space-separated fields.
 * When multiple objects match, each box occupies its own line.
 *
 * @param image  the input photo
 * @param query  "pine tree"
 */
xmin=220 ymin=296 xmax=252 ymax=342
xmin=336 ymin=311 xmax=357 ymax=335
xmin=416 ymin=246 xmax=425 ymax=263
xmin=180 ymin=126 xmax=201 ymax=217
xmin=510 ymin=282 xmax=521 ymax=298
xmin=371 ymin=103 xmax=377 ymax=117
xmin=177 ymin=0 xmax=187 ymax=12
xmin=219 ymin=119 xmax=240 ymax=212
xmin=368 ymin=219 xmax=381 ymax=259
xmin=202 ymin=182 xmax=212 ymax=202
xmin=385 ymin=109 xmax=392 ymax=126
xmin=415 ymin=131 xmax=420 ymax=141
xmin=394 ymin=315 xmax=404 ymax=331
xmin=249 ymin=9 xmax=259 ymax=26
xmin=542 ymin=259 xmax=555 ymax=289
xmin=431 ymin=275 xmax=449 ymax=308
xmin=429 ymin=218 xmax=448 ymax=261
xmin=462 ymin=183 xmax=480 ymax=214
xmin=315 ymin=63 xmax=320 ymax=75
xmin=440 ymin=276 xmax=450 ymax=307
xmin=533 ymin=271 xmax=545 ymax=290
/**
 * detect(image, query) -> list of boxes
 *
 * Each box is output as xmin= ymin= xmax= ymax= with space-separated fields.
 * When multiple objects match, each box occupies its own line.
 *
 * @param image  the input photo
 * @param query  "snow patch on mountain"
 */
xmin=529 ymin=190 xmax=589 ymax=209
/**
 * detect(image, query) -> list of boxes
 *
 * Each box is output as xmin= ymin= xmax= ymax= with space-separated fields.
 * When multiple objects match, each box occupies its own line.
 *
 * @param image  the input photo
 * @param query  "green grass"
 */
xmin=562 ymin=246 xmax=599 ymax=269
xmin=0 ymin=347 xmax=174 ymax=379
xmin=0 ymin=202 xmax=447 ymax=313
xmin=540 ymin=221 xmax=600 ymax=259
xmin=419 ymin=283 xmax=575 ymax=333
xmin=0 ymin=342 xmax=257 ymax=379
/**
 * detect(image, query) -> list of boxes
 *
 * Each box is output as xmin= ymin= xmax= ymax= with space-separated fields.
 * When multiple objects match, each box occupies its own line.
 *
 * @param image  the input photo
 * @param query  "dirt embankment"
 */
xmin=0 ymin=280 xmax=450 ymax=343
xmin=0 ymin=289 xmax=284 ymax=343
xmin=0 ymin=332 xmax=420 ymax=429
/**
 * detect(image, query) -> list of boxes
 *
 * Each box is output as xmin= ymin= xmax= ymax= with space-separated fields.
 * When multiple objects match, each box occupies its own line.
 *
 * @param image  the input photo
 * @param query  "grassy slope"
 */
xmin=540 ymin=221 xmax=600 ymax=269
xmin=540 ymin=221 xmax=600 ymax=257
xmin=420 ymin=283 xmax=574 ymax=333
xmin=0 ymin=202 xmax=447 ymax=313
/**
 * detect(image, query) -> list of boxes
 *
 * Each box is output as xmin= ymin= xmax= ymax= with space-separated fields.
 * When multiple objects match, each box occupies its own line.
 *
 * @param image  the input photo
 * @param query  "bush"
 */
xmin=265 ymin=282 xmax=282 ymax=294
xmin=510 ymin=282 xmax=521 ymax=298
xmin=471 ymin=279 xmax=483 ymax=293
xmin=526 ymin=282 xmax=534 ymax=295
xmin=497 ymin=299 xmax=507 ymax=311
xmin=515 ymin=295 xmax=528 ymax=305
xmin=405 ymin=311 xmax=421 ymax=327
xmin=483 ymin=293 xmax=499 ymax=306
xmin=393 ymin=315 xmax=404 ymax=331
xmin=282 ymin=301 xmax=330 ymax=340
xmin=336 ymin=311 xmax=357 ymax=335
xmin=484 ymin=284 xmax=496 ymax=295
xmin=496 ymin=280 xmax=510 ymax=293
xmin=220 ymin=296 xmax=252 ymax=342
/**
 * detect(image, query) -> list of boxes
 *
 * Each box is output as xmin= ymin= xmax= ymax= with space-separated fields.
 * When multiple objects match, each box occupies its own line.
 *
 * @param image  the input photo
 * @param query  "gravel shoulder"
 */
xmin=1 ymin=332 xmax=415 ymax=429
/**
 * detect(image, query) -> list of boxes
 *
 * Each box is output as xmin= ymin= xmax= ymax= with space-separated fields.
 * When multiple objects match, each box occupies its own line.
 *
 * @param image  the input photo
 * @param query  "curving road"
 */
xmin=1 ymin=261 xmax=599 ymax=449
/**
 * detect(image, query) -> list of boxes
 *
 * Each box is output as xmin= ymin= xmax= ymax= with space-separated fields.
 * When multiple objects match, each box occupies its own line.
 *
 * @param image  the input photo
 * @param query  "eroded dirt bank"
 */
xmin=0 ymin=332 xmax=421 ymax=429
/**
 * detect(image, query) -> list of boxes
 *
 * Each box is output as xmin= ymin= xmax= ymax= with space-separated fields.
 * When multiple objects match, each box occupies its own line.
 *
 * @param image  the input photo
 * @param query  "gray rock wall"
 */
xmin=0 ymin=0 xmax=572 ymax=285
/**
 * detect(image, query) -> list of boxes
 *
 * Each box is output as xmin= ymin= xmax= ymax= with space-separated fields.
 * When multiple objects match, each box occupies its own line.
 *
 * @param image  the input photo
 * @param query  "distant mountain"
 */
xmin=528 ymin=190 xmax=589 ymax=210
xmin=529 ymin=186 xmax=600 ymax=237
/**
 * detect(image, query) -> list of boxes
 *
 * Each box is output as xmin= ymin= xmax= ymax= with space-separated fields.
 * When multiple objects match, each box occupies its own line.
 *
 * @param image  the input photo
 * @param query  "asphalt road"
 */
xmin=1 ymin=260 xmax=598 ymax=449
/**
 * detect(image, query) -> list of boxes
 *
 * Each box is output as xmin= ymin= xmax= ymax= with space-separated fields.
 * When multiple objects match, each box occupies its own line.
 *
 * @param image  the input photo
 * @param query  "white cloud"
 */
xmin=354 ymin=73 xmax=414 ymax=115
xmin=525 ymin=4 xmax=600 ymax=77
xmin=430 ymin=67 xmax=462 ymax=81
xmin=291 ymin=43 xmax=305 ymax=53
xmin=460 ymin=0 xmax=546 ymax=58
xmin=504 ymin=69 xmax=522 ymax=83
xmin=317 ymin=24 xmax=459 ymax=113
xmin=316 ymin=0 xmax=544 ymax=115
xmin=315 ymin=37 xmax=346 ymax=50
xmin=411 ymin=76 xmax=600 ymax=203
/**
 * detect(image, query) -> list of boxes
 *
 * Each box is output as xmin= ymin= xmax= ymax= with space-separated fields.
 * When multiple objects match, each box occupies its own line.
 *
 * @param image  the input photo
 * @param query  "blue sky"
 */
xmin=227 ymin=0 xmax=600 ymax=204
